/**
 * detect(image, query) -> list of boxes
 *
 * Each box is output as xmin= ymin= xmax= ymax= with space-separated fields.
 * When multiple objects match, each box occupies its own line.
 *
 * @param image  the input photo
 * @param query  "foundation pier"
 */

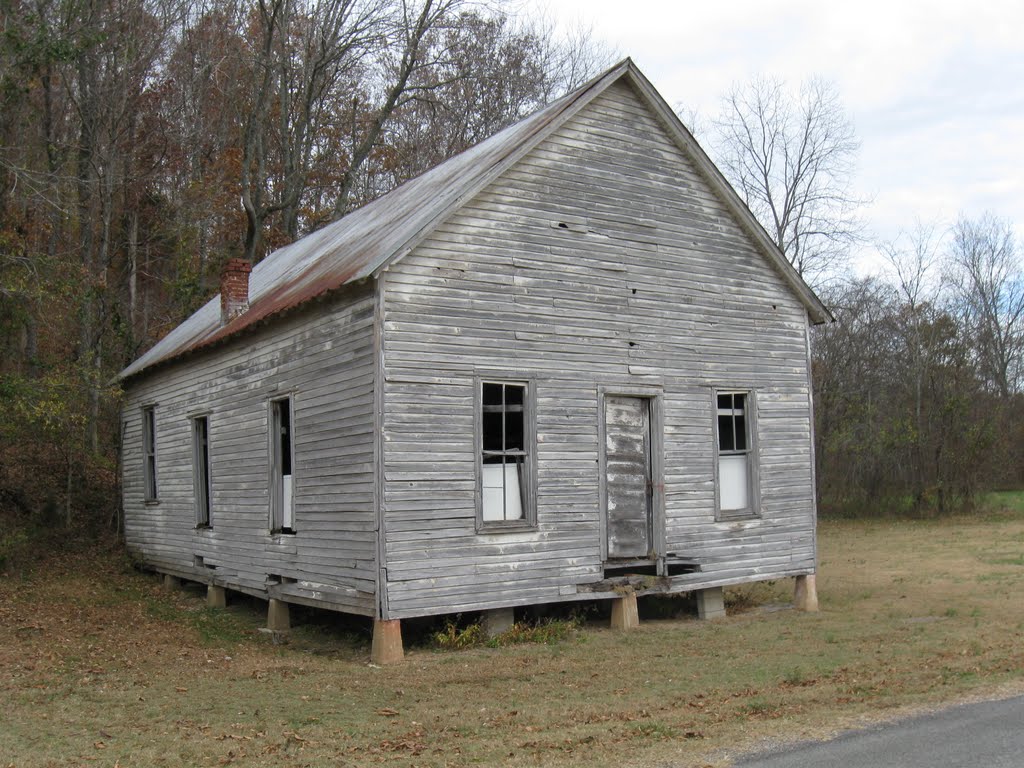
xmin=371 ymin=619 xmax=404 ymax=664
xmin=483 ymin=607 xmax=515 ymax=638
xmin=696 ymin=587 xmax=726 ymax=620
xmin=267 ymin=599 xmax=291 ymax=631
xmin=207 ymin=585 xmax=227 ymax=608
xmin=610 ymin=592 xmax=640 ymax=630
xmin=794 ymin=574 xmax=819 ymax=612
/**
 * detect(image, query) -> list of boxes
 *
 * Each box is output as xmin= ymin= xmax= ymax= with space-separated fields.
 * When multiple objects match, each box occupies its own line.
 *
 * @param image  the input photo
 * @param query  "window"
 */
xmin=270 ymin=397 xmax=295 ymax=533
xmin=193 ymin=416 xmax=212 ymax=527
xmin=142 ymin=406 xmax=157 ymax=501
xmin=479 ymin=381 xmax=534 ymax=529
xmin=715 ymin=391 xmax=757 ymax=518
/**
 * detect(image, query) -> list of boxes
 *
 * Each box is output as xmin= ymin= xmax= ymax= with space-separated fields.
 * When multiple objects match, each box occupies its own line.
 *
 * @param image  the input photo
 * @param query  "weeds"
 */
xmin=432 ymin=615 xmax=581 ymax=649
xmin=433 ymin=619 xmax=485 ymax=649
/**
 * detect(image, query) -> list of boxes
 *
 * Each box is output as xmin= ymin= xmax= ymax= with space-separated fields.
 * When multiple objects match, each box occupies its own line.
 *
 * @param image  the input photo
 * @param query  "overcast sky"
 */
xmin=529 ymin=0 xmax=1024 ymax=273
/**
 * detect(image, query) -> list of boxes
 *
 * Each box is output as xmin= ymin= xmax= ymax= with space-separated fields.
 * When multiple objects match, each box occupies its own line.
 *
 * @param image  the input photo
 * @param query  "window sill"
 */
xmin=144 ymin=499 xmax=160 ymax=506
xmin=476 ymin=520 xmax=537 ymax=534
xmin=194 ymin=524 xmax=213 ymax=531
xmin=269 ymin=529 xmax=296 ymax=537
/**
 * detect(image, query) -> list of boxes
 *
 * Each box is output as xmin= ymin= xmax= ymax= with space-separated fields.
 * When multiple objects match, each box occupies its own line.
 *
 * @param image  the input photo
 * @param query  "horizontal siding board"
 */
xmin=122 ymin=285 xmax=379 ymax=616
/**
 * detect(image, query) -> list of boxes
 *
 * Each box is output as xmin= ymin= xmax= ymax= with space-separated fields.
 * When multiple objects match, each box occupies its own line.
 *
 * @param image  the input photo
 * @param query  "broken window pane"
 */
xmin=271 ymin=398 xmax=295 ymax=533
xmin=717 ymin=393 xmax=747 ymax=453
xmin=716 ymin=391 xmax=753 ymax=515
xmin=482 ymin=410 xmax=504 ymax=451
xmin=718 ymin=413 xmax=735 ymax=451
xmin=194 ymin=416 xmax=211 ymax=527
xmin=482 ymin=459 xmax=525 ymax=521
xmin=278 ymin=399 xmax=291 ymax=476
xmin=480 ymin=382 xmax=529 ymax=524
xmin=505 ymin=407 xmax=524 ymax=451
xmin=143 ymin=406 xmax=157 ymax=501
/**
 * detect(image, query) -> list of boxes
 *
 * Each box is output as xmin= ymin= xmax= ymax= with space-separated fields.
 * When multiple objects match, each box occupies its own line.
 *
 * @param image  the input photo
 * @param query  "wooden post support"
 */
xmin=207 ymin=585 xmax=227 ymax=608
xmin=696 ymin=587 xmax=726 ymax=620
xmin=267 ymin=599 xmax=291 ymax=631
xmin=483 ymin=607 xmax=515 ymax=639
xmin=610 ymin=592 xmax=639 ymax=630
xmin=162 ymin=574 xmax=181 ymax=591
xmin=371 ymin=619 xmax=404 ymax=664
xmin=794 ymin=574 xmax=819 ymax=612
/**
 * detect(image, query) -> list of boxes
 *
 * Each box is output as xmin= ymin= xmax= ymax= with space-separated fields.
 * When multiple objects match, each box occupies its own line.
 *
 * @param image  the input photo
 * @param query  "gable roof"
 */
xmin=119 ymin=59 xmax=831 ymax=382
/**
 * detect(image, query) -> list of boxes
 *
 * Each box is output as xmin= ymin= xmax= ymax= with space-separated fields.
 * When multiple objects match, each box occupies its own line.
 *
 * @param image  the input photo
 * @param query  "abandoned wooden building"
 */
xmin=118 ymin=59 xmax=829 ymax=662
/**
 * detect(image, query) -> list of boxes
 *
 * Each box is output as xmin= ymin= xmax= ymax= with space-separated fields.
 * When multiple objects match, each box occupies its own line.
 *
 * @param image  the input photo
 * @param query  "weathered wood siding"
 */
xmin=121 ymin=283 xmax=378 ymax=615
xmin=379 ymin=81 xmax=816 ymax=619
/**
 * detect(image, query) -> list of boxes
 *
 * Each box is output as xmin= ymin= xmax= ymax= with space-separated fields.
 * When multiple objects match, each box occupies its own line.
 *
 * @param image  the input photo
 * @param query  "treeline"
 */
xmin=1 ymin=0 xmax=1020 ymax=532
xmin=813 ymin=217 xmax=1024 ymax=515
xmin=0 ymin=0 xmax=608 ymax=528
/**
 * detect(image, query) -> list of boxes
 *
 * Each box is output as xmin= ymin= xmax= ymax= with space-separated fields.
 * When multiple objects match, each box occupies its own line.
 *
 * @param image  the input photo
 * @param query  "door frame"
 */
xmin=598 ymin=385 xmax=665 ymax=562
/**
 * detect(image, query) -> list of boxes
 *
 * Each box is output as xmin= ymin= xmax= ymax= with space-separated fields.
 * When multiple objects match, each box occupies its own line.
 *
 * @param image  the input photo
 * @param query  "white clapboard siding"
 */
xmin=121 ymin=284 xmax=379 ymax=616
xmin=379 ymin=80 xmax=817 ymax=619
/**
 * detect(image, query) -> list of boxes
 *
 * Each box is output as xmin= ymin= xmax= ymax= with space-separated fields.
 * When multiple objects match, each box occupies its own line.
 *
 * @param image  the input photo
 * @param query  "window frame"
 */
xmin=475 ymin=377 xmax=537 ymax=533
xmin=141 ymin=405 xmax=158 ymax=503
xmin=712 ymin=388 xmax=760 ymax=521
xmin=269 ymin=395 xmax=296 ymax=535
xmin=192 ymin=414 xmax=213 ymax=528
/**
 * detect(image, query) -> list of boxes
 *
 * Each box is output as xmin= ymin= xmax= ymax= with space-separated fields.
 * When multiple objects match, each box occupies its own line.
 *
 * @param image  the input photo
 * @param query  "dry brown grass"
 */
xmin=2 ymin=494 xmax=1023 ymax=767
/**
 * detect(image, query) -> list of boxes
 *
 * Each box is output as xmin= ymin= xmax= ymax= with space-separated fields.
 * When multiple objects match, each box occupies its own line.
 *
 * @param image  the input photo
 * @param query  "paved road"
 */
xmin=733 ymin=695 xmax=1024 ymax=767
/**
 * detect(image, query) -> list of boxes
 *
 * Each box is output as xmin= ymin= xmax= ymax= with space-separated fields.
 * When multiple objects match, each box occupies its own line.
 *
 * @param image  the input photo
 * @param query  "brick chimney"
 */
xmin=220 ymin=258 xmax=251 ymax=324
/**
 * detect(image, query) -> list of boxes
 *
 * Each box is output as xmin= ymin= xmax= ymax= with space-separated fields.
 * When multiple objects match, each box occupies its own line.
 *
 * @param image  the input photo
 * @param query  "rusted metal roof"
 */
xmin=119 ymin=58 xmax=830 ymax=382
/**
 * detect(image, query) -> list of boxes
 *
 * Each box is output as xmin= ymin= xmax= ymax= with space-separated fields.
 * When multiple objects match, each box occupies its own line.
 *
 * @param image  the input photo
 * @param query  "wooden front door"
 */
xmin=604 ymin=396 xmax=653 ymax=559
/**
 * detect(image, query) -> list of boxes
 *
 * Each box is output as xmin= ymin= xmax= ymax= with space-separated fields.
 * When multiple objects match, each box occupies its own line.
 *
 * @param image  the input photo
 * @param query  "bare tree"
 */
xmin=238 ymin=0 xmax=387 ymax=262
xmin=331 ymin=0 xmax=466 ymax=217
xmin=713 ymin=76 xmax=863 ymax=286
xmin=881 ymin=224 xmax=942 ymax=507
xmin=947 ymin=213 xmax=1024 ymax=398
xmin=380 ymin=8 xmax=612 ymax=185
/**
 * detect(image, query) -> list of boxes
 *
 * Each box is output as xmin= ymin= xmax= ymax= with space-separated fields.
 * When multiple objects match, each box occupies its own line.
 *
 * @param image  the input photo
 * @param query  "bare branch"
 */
xmin=712 ymin=76 xmax=866 ymax=287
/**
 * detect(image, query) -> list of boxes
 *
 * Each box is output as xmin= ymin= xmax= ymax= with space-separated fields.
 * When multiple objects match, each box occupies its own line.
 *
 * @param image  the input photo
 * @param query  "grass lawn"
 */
xmin=2 ymin=493 xmax=1023 ymax=767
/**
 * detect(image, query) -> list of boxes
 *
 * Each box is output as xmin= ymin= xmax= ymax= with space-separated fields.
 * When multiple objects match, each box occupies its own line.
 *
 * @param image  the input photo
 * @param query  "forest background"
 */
xmin=1 ymin=0 xmax=1021 ymax=552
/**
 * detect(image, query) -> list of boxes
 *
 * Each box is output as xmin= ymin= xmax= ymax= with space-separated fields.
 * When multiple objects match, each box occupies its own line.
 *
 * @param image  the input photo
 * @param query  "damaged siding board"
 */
xmin=378 ymin=80 xmax=816 ymax=618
